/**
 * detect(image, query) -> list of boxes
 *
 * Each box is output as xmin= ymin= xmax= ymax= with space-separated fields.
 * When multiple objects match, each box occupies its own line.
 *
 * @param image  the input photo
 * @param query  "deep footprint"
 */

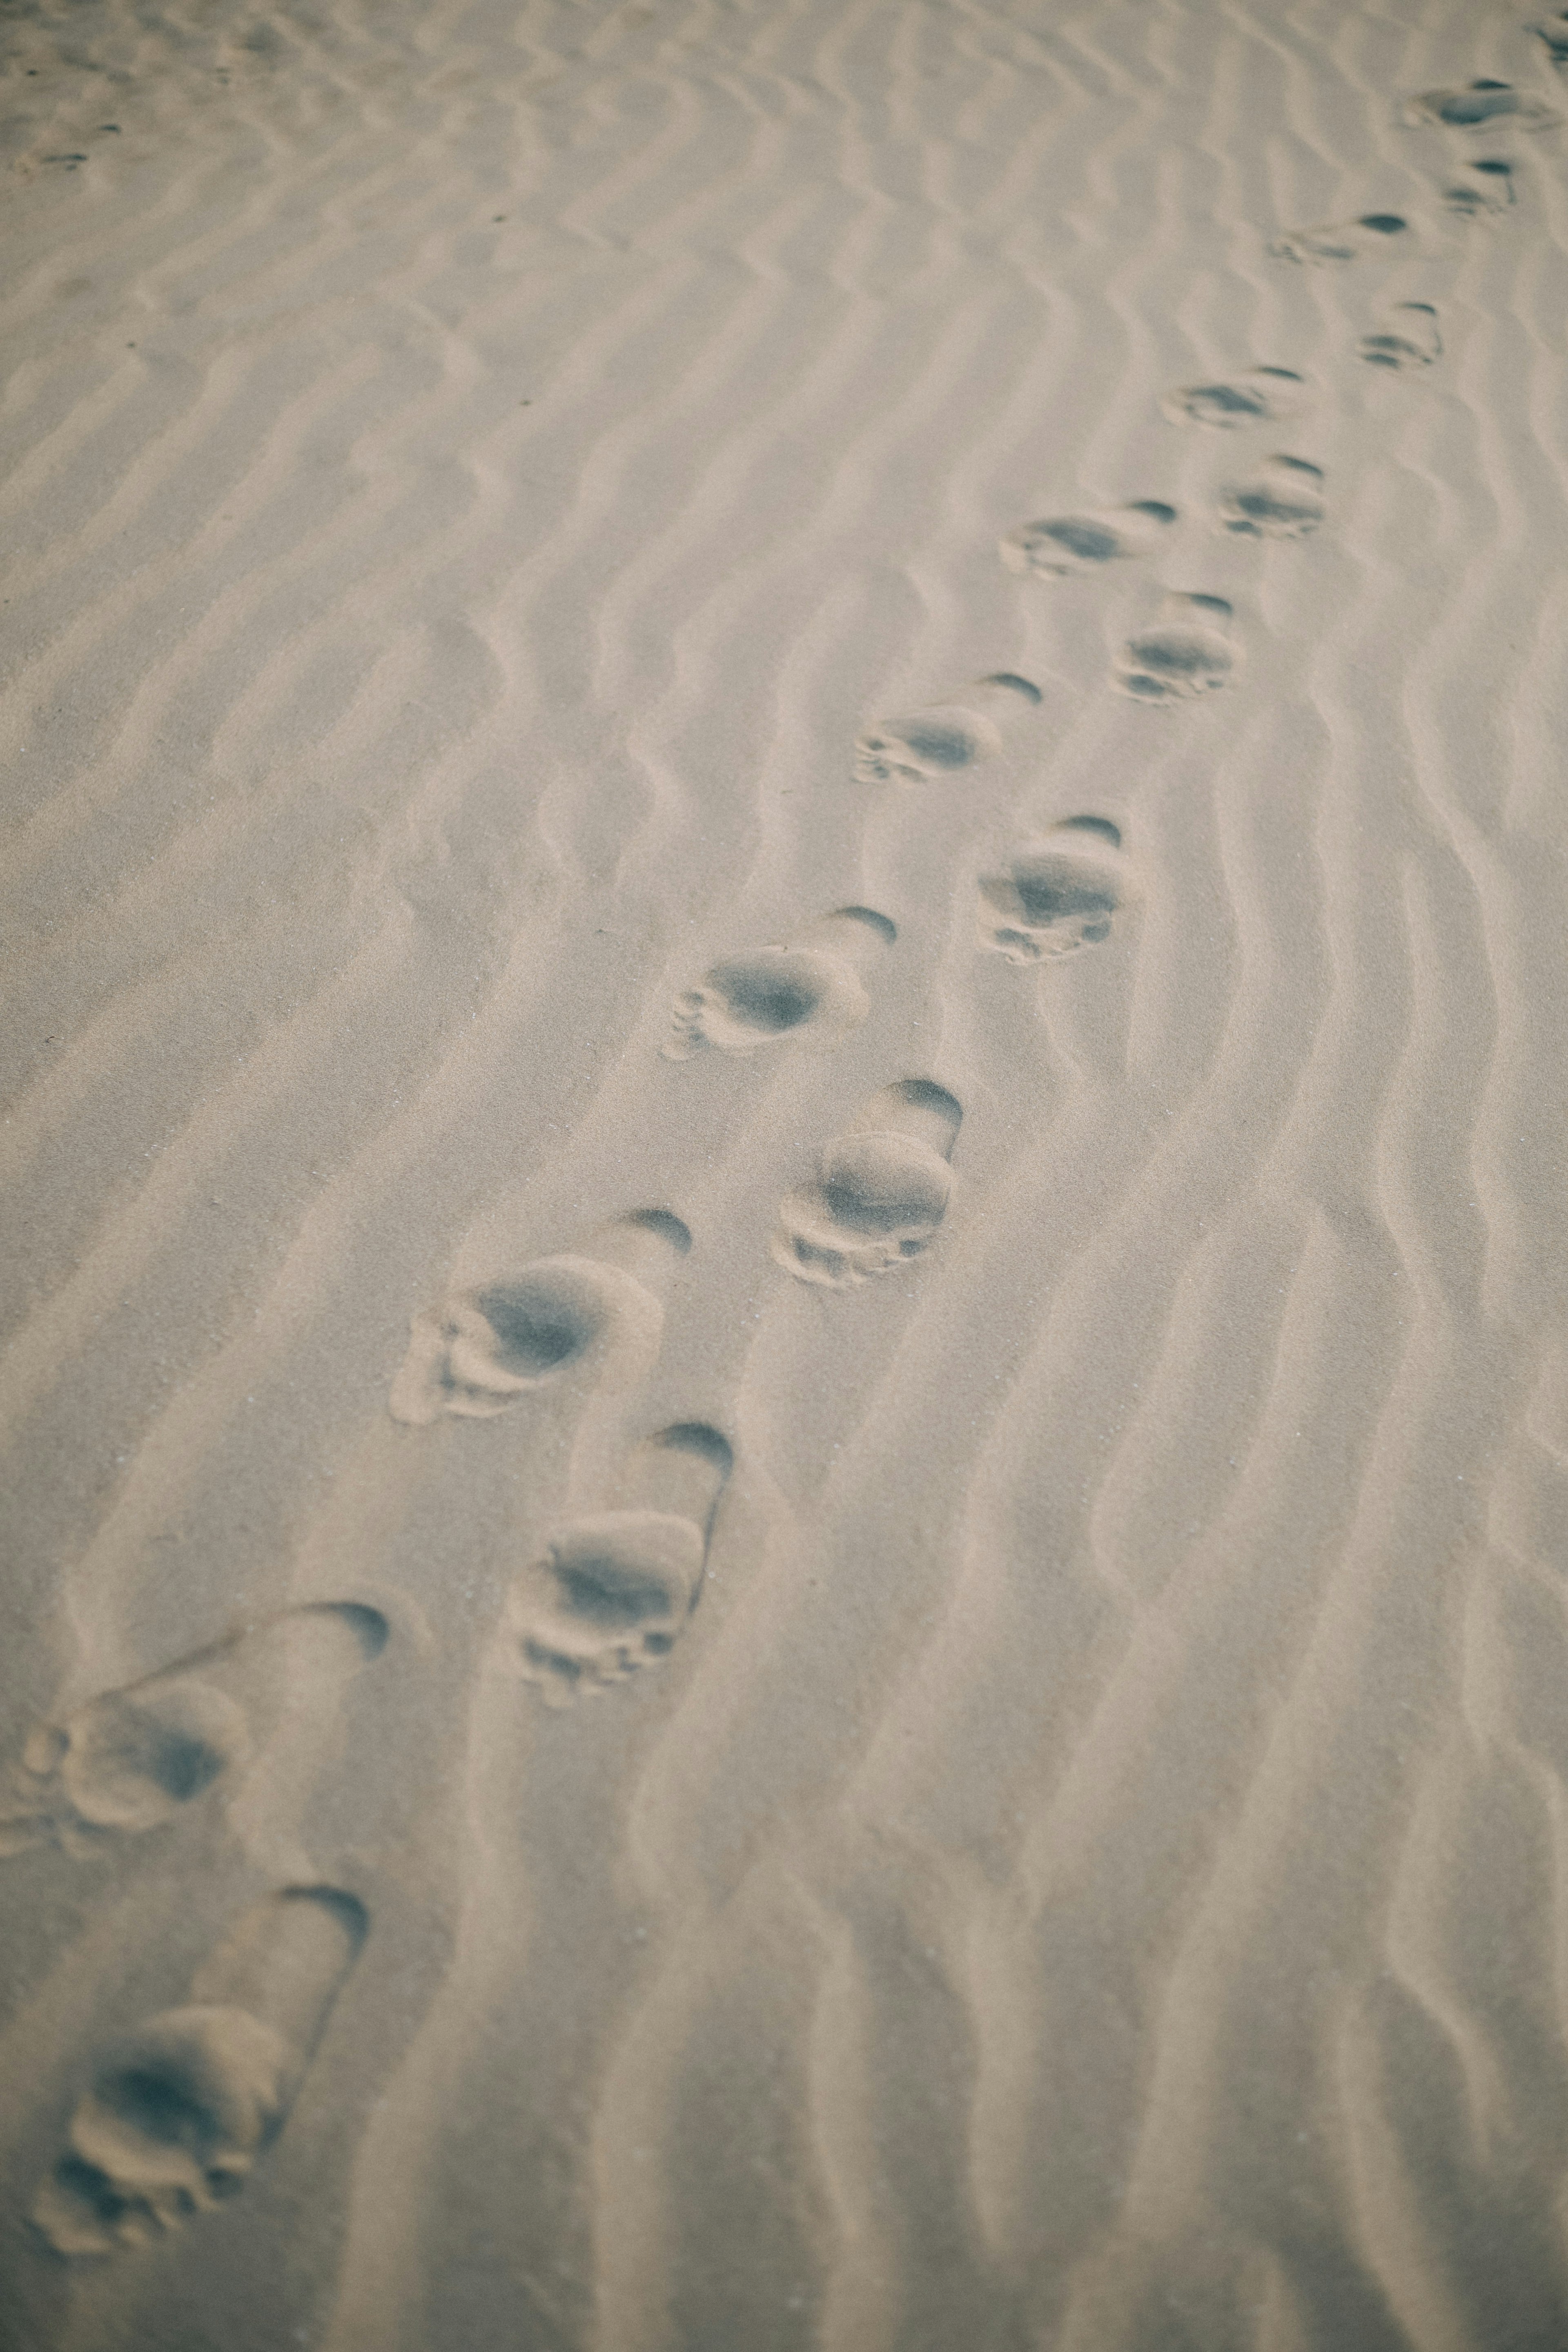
xmin=978 ymin=818 xmax=1129 ymax=963
xmin=772 ymin=1080 xmax=961 ymax=1289
xmin=505 ymin=1423 xmax=733 ymax=1702
xmin=391 ymin=1209 xmax=690 ymax=1423
xmin=1115 ymin=593 xmax=1236 ymax=703
xmin=1269 ymin=212 xmax=1408 ymax=265
xmin=1359 ymin=303 xmax=1441 ymax=372
xmin=999 ymin=500 xmax=1176 ymax=579
xmin=1217 ymin=454 xmax=1325 ymax=540
xmin=665 ymin=906 xmax=895 ymax=1060
xmin=1404 ymin=80 xmax=1560 ymax=130
xmin=1162 ymin=366 xmax=1310 ymax=429
xmin=34 ymin=1885 xmax=366 ymax=2256
xmin=853 ymin=673 xmax=1040 ymax=786
xmin=0 ymin=1604 xmax=388 ymax=1861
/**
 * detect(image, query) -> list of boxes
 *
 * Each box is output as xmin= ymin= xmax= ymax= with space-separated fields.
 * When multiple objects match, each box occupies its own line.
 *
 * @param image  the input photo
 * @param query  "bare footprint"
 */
xmin=1115 ymin=593 xmax=1236 ymax=704
xmin=390 ymin=1209 xmax=690 ymax=1425
xmin=34 ymin=1885 xmax=366 ymax=2256
xmin=772 ymin=1080 xmax=961 ymax=1289
xmin=664 ymin=906 xmax=895 ymax=1061
xmin=504 ymin=1423 xmax=732 ymax=1703
xmin=1404 ymin=80 xmax=1560 ymax=131
xmin=999 ymin=500 xmax=1176 ymax=579
xmin=853 ymin=672 xmax=1040 ymax=787
xmin=1443 ymin=158 xmax=1515 ymax=216
xmin=1269 ymin=212 xmax=1409 ymax=265
xmin=1359 ymin=302 xmax=1441 ymax=372
xmin=1217 ymin=454 xmax=1325 ymax=540
xmin=0 ymin=1604 xmax=388 ymax=1862
xmin=1162 ymin=366 xmax=1311 ymax=429
xmin=978 ymin=817 xmax=1130 ymax=964
xmin=1536 ymin=15 xmax=1568 ymax=71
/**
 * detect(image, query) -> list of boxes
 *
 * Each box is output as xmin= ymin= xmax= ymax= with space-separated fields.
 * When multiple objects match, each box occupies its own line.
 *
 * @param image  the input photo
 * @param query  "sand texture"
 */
xmin=2 ymin=0 xmax=1568 ymax=2344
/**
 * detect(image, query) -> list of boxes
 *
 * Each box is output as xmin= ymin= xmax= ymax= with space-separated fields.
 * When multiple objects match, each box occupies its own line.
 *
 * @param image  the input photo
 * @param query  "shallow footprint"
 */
xmin=1217 ymin=454 xmax=1325 ymax=540
xmin=1269 ymin=212 xmax=1409 ymax=265
xmin=853 ymin=672 xmax=1040 ymax=786
xmin=999 ymin=500 xmax=1176 ymax=579
xmin=1115 ymin=593 xmax=1236 ymax=704
xmin=665 ymin=906 xmax=895 ymax=1060
xmin=1536 ymin=15 xmax=1568 ymax=71
xmin=1359 ymin=302 xmax=1441 ymax=372
xmin=1404 ymin=80 xmax=1561 ymax=131
xmin=391 ymin=1209 xmax=690 ymax=1425
xmin=1443 ymin=158 xmax=1515 ymax=216
xmin=0 ymin=1604 xmax=389 ymax=1862
xmin=34 ymin=1884 xmax=366 ymax=2256
xmin=505 ymin=1423 xmax=732 ymax=1703
xmin=978 ymin=817 xmax=1129 ymax=964
xmin=1162 ymin=366 xmax=1311 ymax=429
xmin=772 ymin=1079 xmax=961 ymax=1289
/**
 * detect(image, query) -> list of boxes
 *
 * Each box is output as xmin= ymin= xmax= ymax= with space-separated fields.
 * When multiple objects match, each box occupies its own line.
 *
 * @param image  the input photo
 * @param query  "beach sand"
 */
xmin=2 ymin=0 xmax=1567 ymax=2344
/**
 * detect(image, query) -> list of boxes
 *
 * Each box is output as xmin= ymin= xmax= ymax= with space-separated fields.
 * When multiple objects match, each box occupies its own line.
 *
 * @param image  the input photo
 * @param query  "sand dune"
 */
xmin=2 ymin=0 xmax=1567 ymax=2345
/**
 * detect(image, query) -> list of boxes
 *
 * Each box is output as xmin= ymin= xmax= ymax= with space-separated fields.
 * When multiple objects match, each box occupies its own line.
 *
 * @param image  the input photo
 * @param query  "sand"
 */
xmin=1 ymin=0 xmax=1566 ymax=2344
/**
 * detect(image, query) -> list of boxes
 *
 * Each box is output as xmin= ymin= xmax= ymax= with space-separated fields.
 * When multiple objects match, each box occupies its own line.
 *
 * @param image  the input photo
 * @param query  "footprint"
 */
xmin=665 ymin=906 xmax=895 ymax=1061
xmin=772 ymin=1080 xmax=961 ymax=1289
xmin=1162 ymin=366 xmax=1311 ymax=429
xmin=504 ymin=1423 xmax=732 ymax=1703
xmin=1216 ymin=454 xmax=1326 ymax=540
xmin=390 ymin=1209 xmax=690 ymax=1424
xmin=1359 ymin=302 xmax=1441 ymax=372
xmin=978 ymin=818 xmax=1129 ymax=964
xmin=999 ymin=500 xmax=1177 ymax=579
xmin=1443 ymin=158 xmax=1515 ymax=216
xmin=853 ymin=673 xmax=1040 ymax=786
xmin=1536 ymin=15 xmax=1568 ymax=71
xmin=0 ymin=1605 xmax=389 ymax=1862
xmin=1404 ymin=80 xmax=1561 ymax=131
xmin=33 ymin=1885 xmax=366 ymax=2256
xmin=1268 ymin=212 xmax=1409 ymax=265
xmin=1114 ymin=593 xmax=1236 ymax=704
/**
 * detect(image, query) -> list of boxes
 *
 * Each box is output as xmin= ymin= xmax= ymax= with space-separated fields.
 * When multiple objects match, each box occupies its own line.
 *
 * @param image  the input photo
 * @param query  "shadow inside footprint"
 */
xmin=0 ymin=1605 xmax=389 ymax=1861
xmin=1163 ymin=366 xmax=1310 ymax=429
xmin=978 ymin=818 xmax=1129 ymax=962
xmin=1269 ymin=213 xmax=1408 ymax=265
xmin=1000 ymin=500 xmax=1176 ymax=578
xmin=773 ymin=1079 xmax=961 ymax=1288
xmin=854 ymin=673 xmax=1040 ymax=786
xmin=1115 ymin=593 xmax=1236 ymax=703
xmin=391 ymin=1209 xmax=690 ymax=1423
xmin=666 ymin=906 xmax=895 ymax=1059
xmin=506 ymin=1423 xmax=732 ymax=1702
xmin=1404 ymin=79 xmax=1560 ymax=130
xmin=1359 ymin=302 xmax=1441 ymax=371
xmin=1217 ymin=454 xmax=1325 ymax=540
xmin=35 ymin=1885 xmax=366 ymax=2256
xmin=1443 ymin=158 xmax=1515 ymax=215
xmin=1537 ymin=15 xmax=1568 ymax=69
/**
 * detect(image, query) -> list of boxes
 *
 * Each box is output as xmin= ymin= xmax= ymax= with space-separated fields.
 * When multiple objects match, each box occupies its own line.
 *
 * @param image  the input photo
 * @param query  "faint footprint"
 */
xmin=853 ymin=672 xmax=1040 ymax=786
xmin=1404 ymin=80 xmax=1561 ymax=131
xmin=504 ymin=1423 xmax=732 ymax=1703
xmin=1115 ymin=593 xmax=1237 ymax=703
xmin=978 ymin=818 xmax=1130 ymax=964
xmin=1536 ymin=15 xmax=1568 ymax=70
xmin=1443 ymin=158 xmax=1515 ymax=216
xmin=0 ymin=1604 xmax=389 ymax=1861
xmin=1269 ymin=212 xmax=1409 ymax=265
xmin=1359 ymin=302 xmax=1442 ymax=372
xmin=665 ymin=906 xmax=895 ymax=1060
xmin=1217 ymin=454 xmax=1326 ymax=540
xmin=1162 ymin=366 xmax=1311 ymax=429
xmin=999 ymin=500 xmax=1177 ymax=579
xmin=772 ymin=1079 xmax=961 ymax=1289
xmin=34 ymin=1885 xmax=366 ymax=2256
xmin=391 ymin=1209 xmax=690 ymax=1424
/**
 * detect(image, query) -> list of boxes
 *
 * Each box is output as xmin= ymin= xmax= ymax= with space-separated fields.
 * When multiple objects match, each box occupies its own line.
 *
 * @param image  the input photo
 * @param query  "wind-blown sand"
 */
xmin=2 ymin=0 xmax=1567 ymax=2344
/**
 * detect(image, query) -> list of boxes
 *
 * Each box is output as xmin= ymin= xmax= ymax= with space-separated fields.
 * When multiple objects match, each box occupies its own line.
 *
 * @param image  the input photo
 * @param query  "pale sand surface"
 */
xmin=2 ymin=0 xmax=1568 ymax=2345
